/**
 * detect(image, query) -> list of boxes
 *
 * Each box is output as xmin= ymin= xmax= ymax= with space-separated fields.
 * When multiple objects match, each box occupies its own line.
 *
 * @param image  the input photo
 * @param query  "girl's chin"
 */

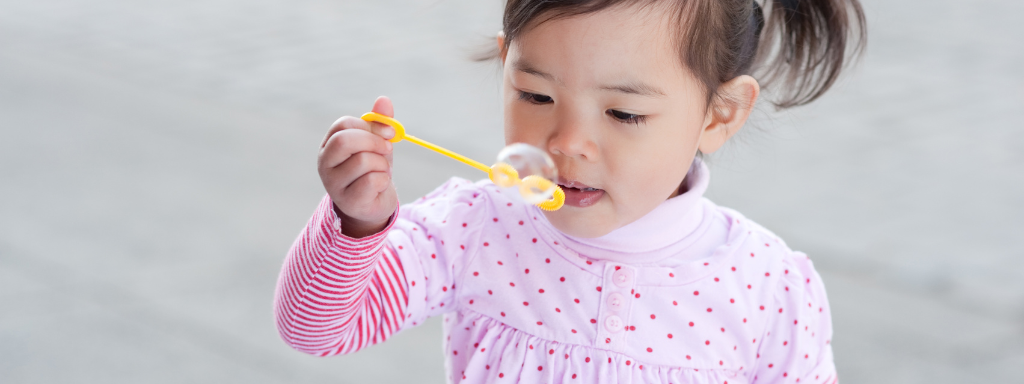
xmin=542 ymin=204 xmax=618 ymax=239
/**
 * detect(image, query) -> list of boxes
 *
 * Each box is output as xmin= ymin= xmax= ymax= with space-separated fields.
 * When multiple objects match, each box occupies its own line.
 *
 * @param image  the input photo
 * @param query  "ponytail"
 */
xmin=755 ymin=0 xmax=867 ymax=108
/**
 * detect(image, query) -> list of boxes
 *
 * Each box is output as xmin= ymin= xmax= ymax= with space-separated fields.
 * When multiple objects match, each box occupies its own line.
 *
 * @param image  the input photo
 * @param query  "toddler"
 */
xmin=274 ymin=0 xmax=865 ymax=383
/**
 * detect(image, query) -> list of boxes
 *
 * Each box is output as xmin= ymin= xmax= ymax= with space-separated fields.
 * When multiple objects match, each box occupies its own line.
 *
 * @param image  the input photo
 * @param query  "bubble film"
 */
xmin=495 ymin=143 xmax=558 ymax=204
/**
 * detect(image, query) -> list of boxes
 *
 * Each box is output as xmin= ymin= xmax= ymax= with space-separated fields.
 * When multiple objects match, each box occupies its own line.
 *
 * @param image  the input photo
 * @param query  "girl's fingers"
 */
xmin=324 ymin=151 xmax=391 ymax=193
xmin=319 ymin=128 xmax=393 ymax=170
xmin=321 ymin=116 xmax=368 ymax=148
xmin=336 ymin=171 xmax=396 ymax=221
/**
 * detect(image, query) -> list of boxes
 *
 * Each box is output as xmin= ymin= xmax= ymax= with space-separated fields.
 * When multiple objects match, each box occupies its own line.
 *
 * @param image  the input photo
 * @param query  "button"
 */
xmin=612 ymin=268 xmax=633 ymax=288
xmin=606 ymin=293 xmax=626 ymax=311
xmin=604 ymin=315 xmax=623 ymax=333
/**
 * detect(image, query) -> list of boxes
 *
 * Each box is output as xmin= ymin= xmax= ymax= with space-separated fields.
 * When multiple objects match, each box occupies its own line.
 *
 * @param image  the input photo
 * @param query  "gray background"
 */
xmin=1 ymin=0 xmax=1021 ymax=383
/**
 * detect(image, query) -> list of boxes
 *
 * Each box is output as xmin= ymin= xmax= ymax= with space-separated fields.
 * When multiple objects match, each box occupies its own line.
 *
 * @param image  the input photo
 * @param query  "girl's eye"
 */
xmin=607 ymin=109 xmax=647 ymax=125
xmin=518 ymin=91 xmax=553 ymax=104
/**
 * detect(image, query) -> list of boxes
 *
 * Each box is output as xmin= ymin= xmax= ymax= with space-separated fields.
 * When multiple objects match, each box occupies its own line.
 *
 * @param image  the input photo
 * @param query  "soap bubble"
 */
xmin=493 ymin=143 xmax=558 ymax=204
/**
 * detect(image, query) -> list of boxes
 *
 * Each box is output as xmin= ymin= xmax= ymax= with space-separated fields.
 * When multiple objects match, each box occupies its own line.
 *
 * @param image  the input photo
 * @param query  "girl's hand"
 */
xmin=318 ymin=96 xmax=398 ymax=238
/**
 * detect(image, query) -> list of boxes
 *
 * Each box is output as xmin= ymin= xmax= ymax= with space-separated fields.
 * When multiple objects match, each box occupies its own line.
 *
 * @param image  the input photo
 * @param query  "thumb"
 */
xmin=372 ymin=96 xmax=394 ymax=118
xmin=368 ymin=96 xmax=397 ymax=140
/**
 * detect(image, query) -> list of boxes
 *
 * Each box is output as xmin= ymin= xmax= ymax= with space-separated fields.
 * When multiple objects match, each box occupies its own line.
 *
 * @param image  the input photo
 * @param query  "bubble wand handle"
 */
xmin=361 ymin=112 xmax=491 ymax=173
xmin=360 ymin=112 xmax=564 ymax=211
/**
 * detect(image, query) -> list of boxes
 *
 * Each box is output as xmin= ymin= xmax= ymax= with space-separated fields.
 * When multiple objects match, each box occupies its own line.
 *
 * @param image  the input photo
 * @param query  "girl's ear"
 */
xmin=498 ymin=31 xmax=508 ymax=65
xmin=698 ymin=75 xmax=760 ymax=154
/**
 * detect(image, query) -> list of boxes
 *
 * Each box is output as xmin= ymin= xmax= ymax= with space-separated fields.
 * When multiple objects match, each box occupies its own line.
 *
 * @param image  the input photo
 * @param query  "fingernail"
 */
xmin=382 ymin=127 xmax=395 ymax=139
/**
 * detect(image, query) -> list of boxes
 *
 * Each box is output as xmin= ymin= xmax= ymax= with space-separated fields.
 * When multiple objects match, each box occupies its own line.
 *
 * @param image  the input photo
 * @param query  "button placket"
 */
xmin=596 ymin=263 xmax=636 ymax=350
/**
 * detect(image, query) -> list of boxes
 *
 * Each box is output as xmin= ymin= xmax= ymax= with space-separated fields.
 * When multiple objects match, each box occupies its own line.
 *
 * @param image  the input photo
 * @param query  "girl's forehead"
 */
xmin=508 ymin=7 xmax=688 ymax=90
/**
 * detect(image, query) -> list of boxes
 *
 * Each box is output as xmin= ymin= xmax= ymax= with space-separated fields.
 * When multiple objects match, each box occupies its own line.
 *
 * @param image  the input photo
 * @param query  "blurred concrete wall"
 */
xmin=0 ymin=0 xmax=1021 ymax=383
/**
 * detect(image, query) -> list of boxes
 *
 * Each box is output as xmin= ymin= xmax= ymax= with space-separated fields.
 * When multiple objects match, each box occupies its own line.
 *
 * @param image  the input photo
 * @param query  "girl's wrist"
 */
xmin=335 ymin=204 xmax=391 ymax=238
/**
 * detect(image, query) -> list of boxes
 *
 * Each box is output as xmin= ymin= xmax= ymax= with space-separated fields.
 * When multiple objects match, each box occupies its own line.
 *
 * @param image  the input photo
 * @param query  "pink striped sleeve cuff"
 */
xmin=274 ymin=195 xmax=410 ymax=356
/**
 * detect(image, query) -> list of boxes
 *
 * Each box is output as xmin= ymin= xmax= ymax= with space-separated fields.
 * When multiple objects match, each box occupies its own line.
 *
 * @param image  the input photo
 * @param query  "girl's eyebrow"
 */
xmin=513 ymin=59 xmax=665 ymax=97
xmin=599 ymin=81 xmax=667 ymax=97
xmin=513 ymin=60 xmax=558 ymax=83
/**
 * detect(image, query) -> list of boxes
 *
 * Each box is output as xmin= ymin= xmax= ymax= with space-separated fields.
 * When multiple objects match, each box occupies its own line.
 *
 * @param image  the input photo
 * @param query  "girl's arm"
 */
xmin=273 ymin=178 xmax=486 ymax=356
xmin=273 ymin=195 xmax=408 ymax=356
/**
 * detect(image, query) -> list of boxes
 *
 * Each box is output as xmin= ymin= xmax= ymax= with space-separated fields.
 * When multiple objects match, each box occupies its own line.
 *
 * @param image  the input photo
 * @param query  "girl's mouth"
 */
xmin=558 ymin=178 xmax=605 ymax=208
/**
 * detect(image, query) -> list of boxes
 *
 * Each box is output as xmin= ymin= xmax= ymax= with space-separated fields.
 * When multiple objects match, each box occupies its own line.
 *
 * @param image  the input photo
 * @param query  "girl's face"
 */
xmin=501 ymin=6 xmax=718 ymax=238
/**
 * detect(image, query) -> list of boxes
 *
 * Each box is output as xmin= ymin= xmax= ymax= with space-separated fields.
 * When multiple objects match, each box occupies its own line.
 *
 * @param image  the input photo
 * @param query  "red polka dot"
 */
xmin=538 ymin=289 xmax=545 ymax=293
xmin=765 ymin=272 xmax=770 ymax=276
xmin=560 ymin=277 xmax=566 ymax=282
xmin=686 ymin=355 xmax=691 ymax=360
xmin=411 ymin=281 xmax=416 ymax=286
xmin=721 ymin=327 xmax=725 ymax=332
xmin=488 ymin=290 xmax=493 ymax=295
xmin=574 ymin=298 xmax=580 ymax=303
xmin=585 ymin=357 xmax=591 ymax=363
xmin=483 ymin=242 xmax=489 ymax=246
xmin=462 ymin=223 xmax=467 ymax=227
xmin=453 ymin=350 xmax=457 ymax=355
xmin=750 ymin=252 xmax=755 ymax=257
xmin=549 ymin=349 xmax=554 ymax=354
xmin=523 ymin=301 xmax=529 ymax=306
xmin=572 ymin=374 xmax=577 ymax=379
xmin=590 ymin=319 xmax=597 ymax=324
xmin=431 ymin=254 xmax=436 ymax=259
xmin=442 ymin=286 xmax=448 ymax=292
xmin=499 ymin=373 xmax=504 ymax=378
xmin=650 ymin=314 xmax=656 ymax=319
xmin=545 ymin=258 xmax=551 ymax=263
xmin=532 ymin=238 xmax=537 ymax=243
xmin=519 ymin=220 xmax=524 ymax=225
xmin=469 ymin=300 xmax=474 ymax=304
xmin=629 ymin=325 xmax=636 ymax=331
xmin=689 ymin=322 xmax=694 ymax=327
xmin=556 ymin=308 xmax=561 ymax=312
xmin=460 ymin=245 xmax=465 ymax=250
xmin=596 ymin=286 xmax=602 ymax=292
xmin=473 ymin=272 xmax=479 ymax=276
xmin=714 ymin=277 xmax=720 ymax=282
xmin=525 ymin=269 xmax=530 ymax=274
xmin=647 ymin=347 xmax=653 ymax=352
xmin=760 ymin=305 xmax=765 ymax=310
xmin=668 ymin=333 xmax=673 ymax=339
xmin=705 ymin=340 xmax=710 ymax=345
xmin=768 ymin=363 xmax=774 ymax=368
xmin=510 ymin=282 xmax=515 ymax=287
xmin=571 ymin=329 xmax=577 ymax=333
xmin=694 ymin=291 xmax=700 ymax=296
xmin=672 ymin=300 xmax=679 ymax=306
xmin=493 ymin=218 xmax=498 ymax=222
xmin=497 ymin=261 xmax=503 ymax=265
xmin=707 ymin=308 xmax=713 ymax=312
xmin=730 ymin=298 xmax=735 ymax=303
xmin=537 ymin=321 xmax=543 ymax=325
xmin=626 ymin=360 xmax=631 ymax=366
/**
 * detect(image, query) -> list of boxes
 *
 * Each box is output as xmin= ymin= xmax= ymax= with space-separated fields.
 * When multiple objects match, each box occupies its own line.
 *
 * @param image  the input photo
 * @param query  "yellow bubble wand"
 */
xmin=361 ymin=112 xmax=564 ymax=211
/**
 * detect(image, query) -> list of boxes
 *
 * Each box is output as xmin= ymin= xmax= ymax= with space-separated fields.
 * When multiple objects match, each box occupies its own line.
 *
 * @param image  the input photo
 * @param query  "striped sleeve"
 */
xmin=273 ymin=194 xmax=409 ymax=356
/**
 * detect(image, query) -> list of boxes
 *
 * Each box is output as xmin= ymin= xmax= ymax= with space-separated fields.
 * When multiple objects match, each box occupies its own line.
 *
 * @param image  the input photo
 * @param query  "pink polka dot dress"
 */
xmin=275 ymin=160 xmax=837 ymax=383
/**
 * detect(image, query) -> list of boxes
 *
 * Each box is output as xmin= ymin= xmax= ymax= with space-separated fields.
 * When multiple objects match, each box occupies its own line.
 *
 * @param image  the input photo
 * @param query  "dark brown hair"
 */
xmin=483 ymin=0 xmax=866 ymax=110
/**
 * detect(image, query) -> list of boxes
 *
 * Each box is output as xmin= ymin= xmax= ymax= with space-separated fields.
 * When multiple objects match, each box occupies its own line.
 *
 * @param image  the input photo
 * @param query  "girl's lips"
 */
xmin=558 ymin=178 xmax=604 ymax=208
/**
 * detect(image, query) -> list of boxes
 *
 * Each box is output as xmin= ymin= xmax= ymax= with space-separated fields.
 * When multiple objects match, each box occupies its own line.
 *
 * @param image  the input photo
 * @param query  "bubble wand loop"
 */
xmin=361 ymin=112 xmax=565 ymax=211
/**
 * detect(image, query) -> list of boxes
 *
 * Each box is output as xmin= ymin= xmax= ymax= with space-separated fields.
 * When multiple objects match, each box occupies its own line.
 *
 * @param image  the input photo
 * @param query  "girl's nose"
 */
xmin=547 ymin=113 xmax=598 ymax=162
